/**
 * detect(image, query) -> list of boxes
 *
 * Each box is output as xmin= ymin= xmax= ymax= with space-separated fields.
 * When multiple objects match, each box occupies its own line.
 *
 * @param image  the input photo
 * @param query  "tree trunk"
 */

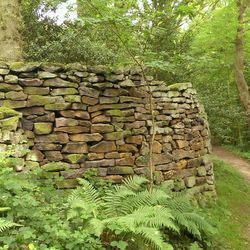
xmin=234 ymin=0 xmax=250 ymax=126
xmin=0 ymin=0 xmax=22 ymax=61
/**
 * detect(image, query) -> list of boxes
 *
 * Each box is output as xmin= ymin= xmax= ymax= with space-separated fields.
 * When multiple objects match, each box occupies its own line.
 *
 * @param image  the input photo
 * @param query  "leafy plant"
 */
xmin=67 ymin=176 xmax=215 ymax=250
xmin=0 ymin=207 xmax=19 ymax=234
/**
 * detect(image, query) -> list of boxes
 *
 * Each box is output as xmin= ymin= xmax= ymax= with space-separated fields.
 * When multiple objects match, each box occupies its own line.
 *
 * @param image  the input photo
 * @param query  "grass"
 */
xmin=204 ymin=159 xmax=250 ymax=250
xmin=223 ymin=145 xmax=250 ymax=161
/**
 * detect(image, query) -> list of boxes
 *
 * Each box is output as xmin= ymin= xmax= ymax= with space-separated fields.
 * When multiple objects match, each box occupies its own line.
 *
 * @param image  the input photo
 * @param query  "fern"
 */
xmin=134 ymin=227 xmax=173 ymax=250
xmin=67 ymin=175 xmax=215 ymax=249
xmin=122 ymin=175 xmax=148 ymax=191
xmin=0 ymin=219 xmax=19 ymax=233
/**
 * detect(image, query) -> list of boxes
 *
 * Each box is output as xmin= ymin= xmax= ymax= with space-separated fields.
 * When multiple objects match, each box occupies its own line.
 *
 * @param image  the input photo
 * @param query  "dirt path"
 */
xmin=213 ymin=146 xmax=250 ymax=183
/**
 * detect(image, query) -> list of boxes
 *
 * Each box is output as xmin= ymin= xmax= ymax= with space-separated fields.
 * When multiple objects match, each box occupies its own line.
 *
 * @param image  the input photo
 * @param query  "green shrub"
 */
xmin=0 ymin=153 xmax=214 ymax=249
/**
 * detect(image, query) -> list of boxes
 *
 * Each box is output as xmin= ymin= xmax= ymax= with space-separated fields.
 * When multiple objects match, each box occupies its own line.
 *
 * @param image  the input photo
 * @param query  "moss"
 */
xmin=103 ymin=131 xmax=131 ymax=141
xmin=65 ymin=154 xmax=86 ymax=164
xmin=107 ymin=166 xmax=134 ymax=175
xmin=55 ymin=179 xmax=78 ymax=189
xmin=10 ymin=62 xmax=40 ymax=72
xmin=28 ymin=95 xmax=57 ymax=106
xmin=0 ymin=116 xmax=19 ymax=130
xmin=166 ymin=82 xmax=192 ymax=91
xmin=6 ymin=158 xmax=24 ymax=168
xmin=42 ymin=162 xmax=70 ymax=172
xmin=34 ymin=123 xmax=52 ymax=135
xmin=0 ymin=106 xmax=21 ymax=119
xmin=64 ymin=95 xmax=81 ymax=103
xmin=105 ymin=109 xmax=123 ymax=117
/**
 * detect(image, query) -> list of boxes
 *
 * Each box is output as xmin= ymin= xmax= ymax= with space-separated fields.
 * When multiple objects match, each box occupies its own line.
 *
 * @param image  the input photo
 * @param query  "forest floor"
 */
xmin=213 ymin=146 xmax=250 ymax=249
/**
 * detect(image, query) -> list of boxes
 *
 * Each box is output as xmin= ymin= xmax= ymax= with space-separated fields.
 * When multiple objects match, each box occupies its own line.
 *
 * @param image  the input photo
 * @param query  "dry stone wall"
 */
xmin=0 ymin=62 xmax=215 ymax=195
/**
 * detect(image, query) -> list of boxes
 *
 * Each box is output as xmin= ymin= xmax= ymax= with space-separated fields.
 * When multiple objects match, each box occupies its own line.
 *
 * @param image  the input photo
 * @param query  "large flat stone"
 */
xmin=62 ymin=142 xmax=88 ymax=154
xmin=79 ymin=86 xmax=100 ymax=98
xmin=85 ymin=159 xmax=115 ymax=168
xmin=91 ymin=124 xmax=114 ymax=133
xmin=55 ymin=118 xmax=78 ymax=127
xmin=51 ymin=88 xmax=78 ymax=96
xmin=44 ymin=78 xmax=78 ymax=88
xmin=69 ymin=133 xmax=103 ymax=142
xmin=35 ymin=133 xmax=69 ymax=144
xmin=45 ymin=103 xmax=71 ymax=110
xmin=24 ymin=87 xmax=50 ymax=95
xmin=107 ymin=166 xmax=134 ymax=175
xmin=55 ymin=126 xmax=89 ymax=134
xmin=5 ymin=91 xmax=27 ymax=100
xmin=60 ymin=110 xmax=90 ymax=120
xmin=33 ymin=143 xmax=62 ymax=151
xmin=90 ymin=141 xmax=116 ymax=153
xmin=19 ymin=78 xmax=43 ymax=86
xmin=27 ymin=95 xmax=62 ymax=107
xmin=0 ymin=84 xmax=22 ymax=92
xmin=34 ymin=122 xmax=53 ymax=135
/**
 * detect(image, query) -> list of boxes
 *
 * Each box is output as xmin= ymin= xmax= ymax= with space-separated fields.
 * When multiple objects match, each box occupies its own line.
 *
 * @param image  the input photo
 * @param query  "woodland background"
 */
xmin=0 ymin=0 xmax=249 ymax=148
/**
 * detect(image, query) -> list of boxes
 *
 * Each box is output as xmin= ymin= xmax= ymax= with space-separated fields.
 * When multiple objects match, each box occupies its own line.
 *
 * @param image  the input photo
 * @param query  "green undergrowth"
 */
xmin=204 ymin=159 xmax=250 ymax=250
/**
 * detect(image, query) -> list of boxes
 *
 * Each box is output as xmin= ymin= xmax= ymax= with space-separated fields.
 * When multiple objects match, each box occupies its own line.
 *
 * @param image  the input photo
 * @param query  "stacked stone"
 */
xmin=0 ymin=106 xmax=28 ymax=171
xmin=0 ymin=62 xmax=215 ymax=195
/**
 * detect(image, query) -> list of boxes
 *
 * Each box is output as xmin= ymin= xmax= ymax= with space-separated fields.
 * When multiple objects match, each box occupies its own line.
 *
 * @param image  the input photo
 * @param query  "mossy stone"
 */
xmin=64 ymin=95 xmax=81 ymax=103
xmin=65 ymin=154 xmax=86 ymax=164
xmin=0 ymin=100 xmax=27 ymax=109
xmin=42 ymin=162 xmax=70 ymax=172
xmin=55 ymin=179 xmax=78 ymax=189
xmin=42 ymin=172 xmax=60 ymax=179
xmin=103 ymin=131 xmax=131 ymax=141
xmin=0 ymin=83 xmax=22 ymax=92
xmin=24 ymin=87 xmax=50 ymax=95
xmin=174 ymin=179 xmax=186 ymax=191
xmin=197 ymin=166 xmax=206 ymax=177
xmin=107 ymin=166 xmax=134 ymax=175
xmin=25 ymin=161 xmax=40 ymax=169
xmin=34 ymin=123 xmax=53 ymax=135
xmin=45 ymin=103 xmax=71 ymax=111
xmin=10 ymin=62 xmax=39 ymax=73
xmin=6 ymin=158 xmax=25 ymax=169
xmin=38 ymin=71 xmax=57 ymax=79
xmin=135 ymin=156 xmax=149 ymax=167
xmin=4 ymin=75 xmax=18 ymax=83
xmin=27 ymin=95 xmax=59 ymax=106
xmin=0 ymin=116 xmax=19 ymax=130
xmin=166 ymin=82 xmax=192 ymax=91
xmin=185 ymin=176 xmax=196 ymax=188
xmin=105 ymin=109 xmax=123 ymax=117
xmin=0 ymin=69 xmax=10 ymax=75
xmin=0 ymin=106 xmax=21 ymax=119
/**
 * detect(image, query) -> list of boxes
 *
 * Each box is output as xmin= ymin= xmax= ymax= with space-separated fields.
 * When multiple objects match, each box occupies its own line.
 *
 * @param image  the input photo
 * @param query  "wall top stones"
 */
xmin=0 ymin=61 xmax=215 ymax=196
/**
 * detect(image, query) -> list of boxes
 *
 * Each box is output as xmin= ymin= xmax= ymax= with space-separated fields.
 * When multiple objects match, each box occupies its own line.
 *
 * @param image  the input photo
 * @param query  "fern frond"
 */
xmin=149 ymin=189 xmax=170 ymax=205
xmin=0 ymin=219 xmax=20 ymax=232
xmin=104 ymin=189 xmax=155 ymax=216
xmin=0 ymin=207 xmax=11 ymax=213
xmin=89 ymin=218 xmax=105 ymax=237
xmin=122 ymin=175 xmax=148 ymax=191
xmin=134 ymin=226 xmax=173 ymax=250
xmin=182 ymin=213 xmax=215 ymax=236
xmin=68 ymin=180 xmax=101 ymax=205
xmin=67 ymin=180 xmax=103 ymax=219
xmin=131 ymin=206 xmax=179 ymax=232
xmin=166 ymin=193 xmax=193 ymax=213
